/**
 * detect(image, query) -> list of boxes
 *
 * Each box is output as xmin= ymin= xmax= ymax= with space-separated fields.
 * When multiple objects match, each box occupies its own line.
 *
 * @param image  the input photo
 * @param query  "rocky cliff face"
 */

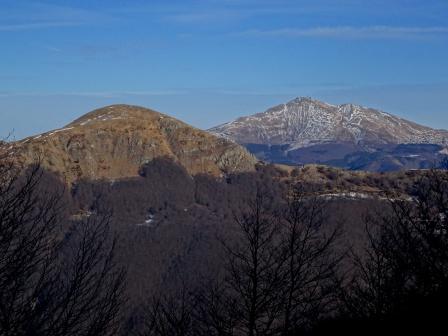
xmin=9 ymin=105 xmax=257 ymax=184
xmin=210 ymin=97 xmax=448 ymax=148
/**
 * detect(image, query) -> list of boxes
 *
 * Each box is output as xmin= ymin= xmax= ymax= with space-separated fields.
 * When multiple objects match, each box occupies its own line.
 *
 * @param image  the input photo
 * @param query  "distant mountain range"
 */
xmin=5 ymin=100 xmax=448 ymax=181
xmin=210 ymin=97 xmax=448 ymax=171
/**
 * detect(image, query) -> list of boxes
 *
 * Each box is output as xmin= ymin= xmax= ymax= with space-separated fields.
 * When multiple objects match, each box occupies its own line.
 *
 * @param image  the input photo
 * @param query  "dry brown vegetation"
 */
xmin=8 ymin=105 xmax=257 ymax=184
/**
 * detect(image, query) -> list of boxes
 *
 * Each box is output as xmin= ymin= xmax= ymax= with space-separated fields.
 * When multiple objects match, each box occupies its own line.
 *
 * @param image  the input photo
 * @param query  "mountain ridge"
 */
xmin=209 ymin=97 xmax=448 ymax=171
xmin=210 ymin=97 xmax=448 ymax=148
xmin=7 ymin=104 xmax=257 ymax=184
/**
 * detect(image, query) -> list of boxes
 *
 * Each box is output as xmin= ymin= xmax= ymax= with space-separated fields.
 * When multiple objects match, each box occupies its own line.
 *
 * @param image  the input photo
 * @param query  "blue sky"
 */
xmin=1 ymin=0 xmax=447 ymax=139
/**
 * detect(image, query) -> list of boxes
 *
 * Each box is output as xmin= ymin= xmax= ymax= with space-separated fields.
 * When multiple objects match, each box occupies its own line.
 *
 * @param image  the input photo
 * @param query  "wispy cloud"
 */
xmin=115 ymin=0 xmax=448 ymax=28
xmin=163 ymin=12 xmax=239 ymax=24
xmin=117 ymin=1 xmax=351 ymax=25
xmin=0 ymin=2 xmax=114 ymax=32
xmin=0 ymin=90 xmax=189 ymax=98
xmin=238 ymin=26 xmax=448 ymax=39
xmin=0 ymin=22 xmax=82 ymax=32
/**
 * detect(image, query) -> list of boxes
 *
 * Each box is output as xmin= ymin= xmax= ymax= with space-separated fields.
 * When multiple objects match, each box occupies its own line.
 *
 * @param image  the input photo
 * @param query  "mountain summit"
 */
xmin=10 ymin=105 xmax=256 ymax=183
xmin=210 ymin=97 xmax=448 ymax=148
xmin=210 ymin=97 xmax=448 ymax=171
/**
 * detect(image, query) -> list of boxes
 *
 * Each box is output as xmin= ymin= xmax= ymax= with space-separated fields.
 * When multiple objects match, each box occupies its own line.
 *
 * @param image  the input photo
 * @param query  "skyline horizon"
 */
xmin=3 ymin=93 xmax=448 ymax=141
xmin=1 ymin=0 xmax=447 ymax=138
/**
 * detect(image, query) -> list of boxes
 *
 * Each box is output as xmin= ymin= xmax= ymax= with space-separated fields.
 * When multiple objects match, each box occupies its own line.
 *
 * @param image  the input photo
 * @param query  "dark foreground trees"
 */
xmin=141 ymin=186 xmax=342 ymax=336
xmin=279 ymin=188 xmax=342 ymax=335
xmin=220 ymin=191 xmax=284 ymax=336
xmin=0 ymin=157 xmax=126 ymax=335
xmin=140 ymin=166 xmax=448 ymax=335
xmin=140 ymin=285 xmax=199 ymax=336
xmin=320 ymin=168 xmax=448 ymax=335
xmin=219 ymin=189 xmax=342 ymax=336
xmin=5 ymin=138 xmax=446 ymax=335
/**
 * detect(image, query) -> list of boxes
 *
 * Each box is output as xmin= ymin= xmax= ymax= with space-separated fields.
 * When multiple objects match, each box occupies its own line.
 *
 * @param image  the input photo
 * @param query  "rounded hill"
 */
xmin=10 ymin=105 xmax=257 ymax=184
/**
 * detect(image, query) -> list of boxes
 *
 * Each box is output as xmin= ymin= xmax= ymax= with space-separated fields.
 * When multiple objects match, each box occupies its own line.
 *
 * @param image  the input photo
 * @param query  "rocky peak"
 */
xmin=210 ymin=98 xmax=448 ymax=148
xmin=290 ymin=96 xmax=335 ymax=108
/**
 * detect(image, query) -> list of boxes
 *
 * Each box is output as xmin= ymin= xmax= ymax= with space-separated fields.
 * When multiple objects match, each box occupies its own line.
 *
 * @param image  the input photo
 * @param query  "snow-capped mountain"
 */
xmin=210 ymin=97 xmax=448 ymax=148
xmin=209 ymin=97 xmax=448 ymax=171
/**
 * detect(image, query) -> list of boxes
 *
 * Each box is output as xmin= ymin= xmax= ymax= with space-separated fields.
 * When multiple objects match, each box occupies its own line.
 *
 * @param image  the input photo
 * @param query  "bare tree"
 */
xmin=221 ymin=191 xmax=285 ymax=336
xmin=215 ymin=187 xmax=342 ymax=336
xmin=339 ymin=219 xmax=409 ymax=321
xmin=338 ymin=167 xmax=448 ymax=331
xmin=139 ymin=186 xmax=342 ymax=336
xmin=140 ymin=285 xmax=198 ymax=336
xmin=0 ymin=154 xmax=126 ymax=336
xmin=279 ymin=187 xmax=342 ymax=335
xmin=373 ymin=169 xmax=448 ymax=295
xmin=193 ymin=280 xmax=237 ymax=336
xmin=45 ymin=212 xmax=127 ymax=336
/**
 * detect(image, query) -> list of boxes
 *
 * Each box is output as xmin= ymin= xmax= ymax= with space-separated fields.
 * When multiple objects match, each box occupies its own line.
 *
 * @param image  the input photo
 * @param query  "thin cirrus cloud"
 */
xmin=0 ymin=90 xmax=190 ymax=98
xmin=238 ymin=26 xmax=448 ymax=39
xmin=0 ymin=22 xmax=83 ymax=31
xmin=0 ymin=1 xmax=114 ymax=32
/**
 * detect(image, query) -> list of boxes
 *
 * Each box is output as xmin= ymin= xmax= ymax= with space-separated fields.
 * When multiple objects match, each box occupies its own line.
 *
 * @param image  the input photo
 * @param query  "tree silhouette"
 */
xmin=279 ymin=187 xmax=342 ymax=335
xmin=142 ymin=186 xmax=343 ymax=336
xmin=140 ymin=285 xmax=198 ymax=336
xmin=0 ymin=152 xmax=126 ymax=336
xmin=334 ymin=167 xmax=448 ymax=334
xmin=221 ymin=190 xmax=284 ymax=336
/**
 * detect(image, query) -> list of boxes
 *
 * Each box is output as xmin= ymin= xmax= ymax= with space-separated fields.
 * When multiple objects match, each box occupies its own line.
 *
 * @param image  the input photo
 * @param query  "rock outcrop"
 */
xmin=9 ymin=105 xmax=257 ymax=184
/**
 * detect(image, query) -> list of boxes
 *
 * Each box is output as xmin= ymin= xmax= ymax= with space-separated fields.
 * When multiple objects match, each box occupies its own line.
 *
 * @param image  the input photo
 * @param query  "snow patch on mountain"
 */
xmin=210 ymin=97 xmax=448 ymax=150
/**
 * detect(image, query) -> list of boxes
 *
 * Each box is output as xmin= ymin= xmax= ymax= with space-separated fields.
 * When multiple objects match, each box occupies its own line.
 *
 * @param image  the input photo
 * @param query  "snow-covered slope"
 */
xmin=210 ymin=97 xmax=448 ymax=149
